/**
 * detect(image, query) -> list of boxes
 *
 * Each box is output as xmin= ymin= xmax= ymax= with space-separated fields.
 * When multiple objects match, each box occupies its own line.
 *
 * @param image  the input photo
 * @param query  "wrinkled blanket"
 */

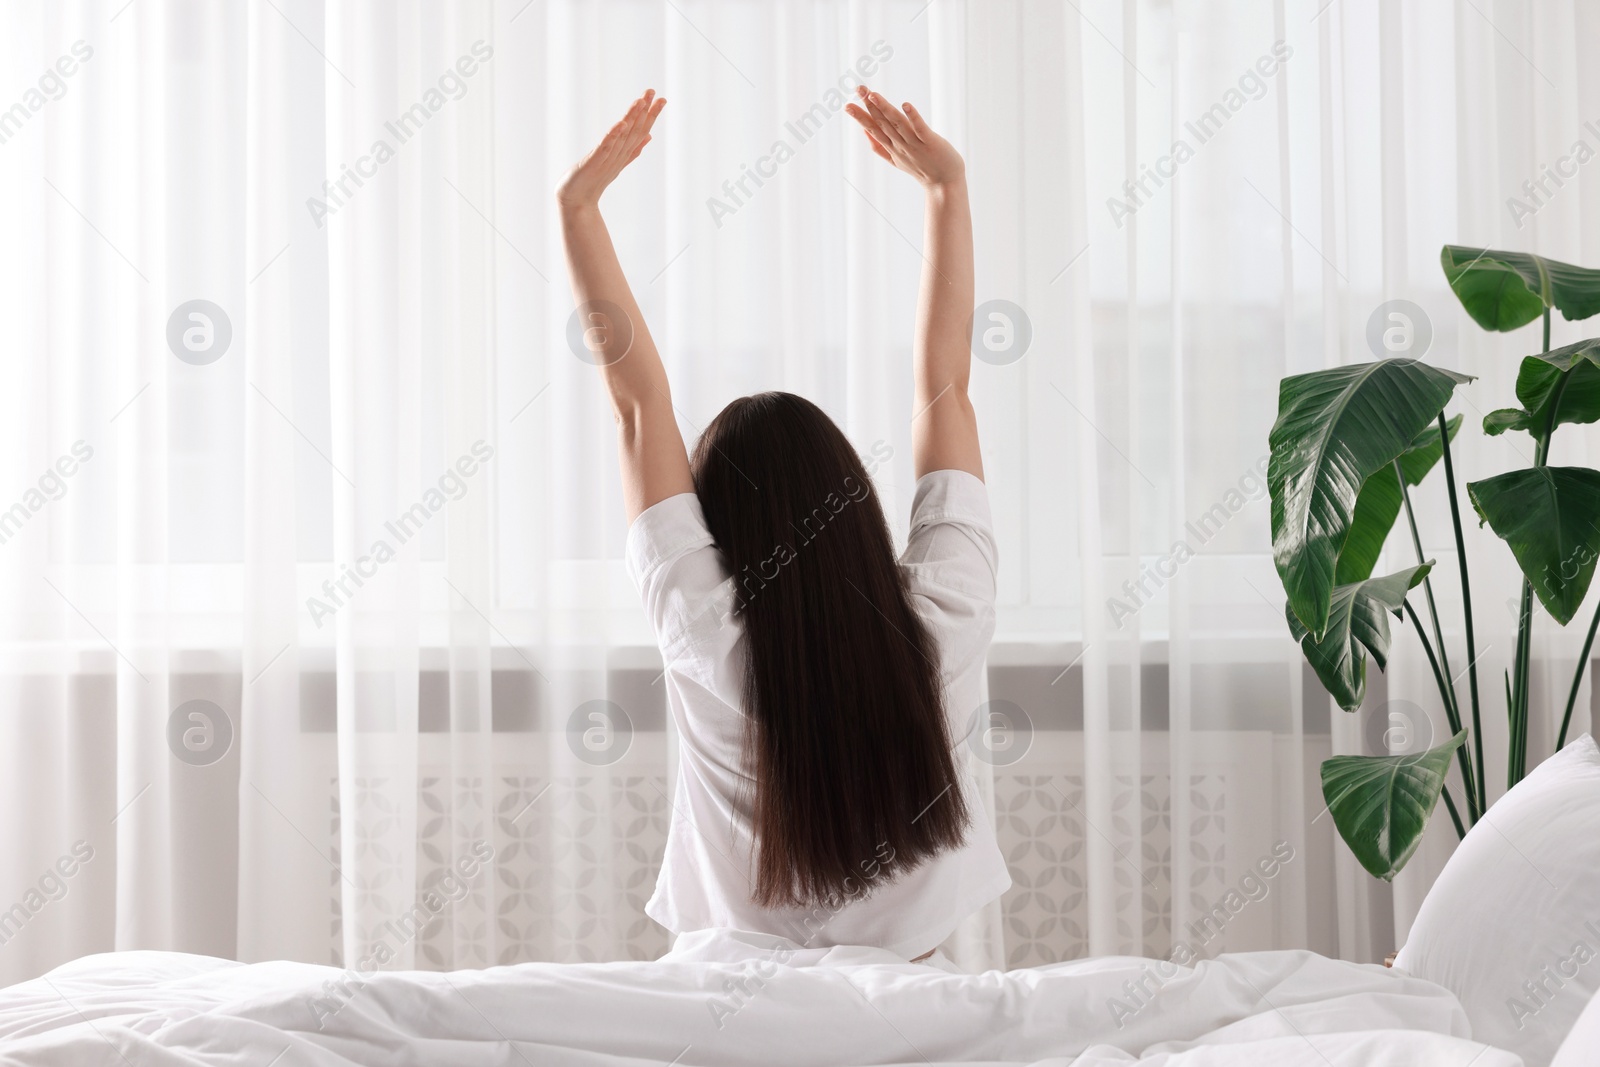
xmin=0 ymin=929 xmax=1517 ymax=1066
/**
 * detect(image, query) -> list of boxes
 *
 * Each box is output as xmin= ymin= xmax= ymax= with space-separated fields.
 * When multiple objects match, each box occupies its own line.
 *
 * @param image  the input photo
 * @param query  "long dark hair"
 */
xmin=689 ymin=391 xmax=969 ymax=910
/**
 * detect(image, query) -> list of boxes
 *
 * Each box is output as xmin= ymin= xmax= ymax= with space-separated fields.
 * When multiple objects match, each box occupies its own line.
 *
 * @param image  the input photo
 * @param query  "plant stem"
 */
xmin=1504 ymin=670 xmax=1513 ymax=748
xmin=1397 ymin=470 xmax=1458 ymax=706
xmin=1401 ymin=460 xmax=1472 ymax=809
xmin=1537 ymin=306 xmax=1557 ymax=457
xmin=1511 ymin=587 xmax=1533 ymax=786
xmin=1510 ymin=307 xmax=1556 ymax=787
xmin=1441 ymin=786 xmax=1468 ymax=840
xmin=1557 ymin=595 xmax=1600 ymax=750
xmin=1405 ymin=600 xmax=1480 ymax=820
xmin=1436 ymin=413 xmax=1485 ymax=814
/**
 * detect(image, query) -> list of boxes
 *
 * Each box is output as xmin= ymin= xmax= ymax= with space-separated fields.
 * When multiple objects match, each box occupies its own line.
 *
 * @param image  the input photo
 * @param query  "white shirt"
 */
xmin=625 ymin=468 xmax=1012 ymax=959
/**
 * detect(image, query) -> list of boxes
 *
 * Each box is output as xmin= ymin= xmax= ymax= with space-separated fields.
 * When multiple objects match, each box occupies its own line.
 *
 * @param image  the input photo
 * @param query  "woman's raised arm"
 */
xmin=845 ymin=86 xmax=982 ymax=482
xmin=557 ymin=89 xmax=694 ymax=521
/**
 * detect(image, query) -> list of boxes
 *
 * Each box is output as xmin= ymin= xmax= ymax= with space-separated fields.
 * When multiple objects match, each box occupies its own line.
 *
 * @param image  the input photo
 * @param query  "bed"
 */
xmin=0 ymin=929 xmax=1517 ymax=1066
xmin=7 ymin=736 xmax=1599 ymax=1066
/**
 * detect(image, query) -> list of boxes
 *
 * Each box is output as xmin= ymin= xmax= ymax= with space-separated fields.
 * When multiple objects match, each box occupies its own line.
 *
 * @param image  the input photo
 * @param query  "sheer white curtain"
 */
xmin=0 ymin=0 xmax=1595 ymax=987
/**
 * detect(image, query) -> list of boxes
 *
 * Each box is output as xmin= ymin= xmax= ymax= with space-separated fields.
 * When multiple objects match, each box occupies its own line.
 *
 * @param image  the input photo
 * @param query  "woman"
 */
xmin=556 ymin=86 xmax=1008 ymax=963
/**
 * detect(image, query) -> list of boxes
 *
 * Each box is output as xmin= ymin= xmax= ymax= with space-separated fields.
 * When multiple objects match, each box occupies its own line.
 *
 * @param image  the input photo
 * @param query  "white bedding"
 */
xmin=0 ymin=931 xmax=1518 ymax=1066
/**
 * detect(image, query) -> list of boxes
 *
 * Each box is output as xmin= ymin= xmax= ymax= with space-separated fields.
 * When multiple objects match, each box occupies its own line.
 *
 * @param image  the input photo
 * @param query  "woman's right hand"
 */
xmin=556 ymin=89 xmax=666 ymax=209
xmin=844 ymin=86 xmax=965 ymax=188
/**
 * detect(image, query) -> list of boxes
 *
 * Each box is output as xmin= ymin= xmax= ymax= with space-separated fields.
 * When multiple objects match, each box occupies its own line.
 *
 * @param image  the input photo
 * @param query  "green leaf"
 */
xmin=1518 ymin=338 xmax=1600 ymax=436
xmin=1287 ymin=564 xmax=1433 ymax=711
xmin=1483 ymin=407 xmax=1535 ymax=436
xmin=1321 ymin=730 xmax=1467 ymax=881
xmin=1468 ymin=467 xmax=1600 ymax=625
xmin=1269 ymin=360 xmax=1472 ymax=637
xmin=1335 ymin=415 xmax=1463 ymax=585
xmin=1488 ymin=337 xmax=1600 ymax=437
xmin=1441 ymin=245 xmax=1600 ymax=332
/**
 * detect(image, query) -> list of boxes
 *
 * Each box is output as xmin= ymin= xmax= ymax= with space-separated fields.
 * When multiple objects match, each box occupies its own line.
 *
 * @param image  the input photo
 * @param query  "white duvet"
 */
xmin=0 ymin=930 xmax=1517 ymax=1066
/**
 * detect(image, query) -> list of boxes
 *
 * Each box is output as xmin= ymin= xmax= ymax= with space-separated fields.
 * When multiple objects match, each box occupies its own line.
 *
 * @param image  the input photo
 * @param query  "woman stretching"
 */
xmin=556 ymin=86 xmax=1008 ymax=963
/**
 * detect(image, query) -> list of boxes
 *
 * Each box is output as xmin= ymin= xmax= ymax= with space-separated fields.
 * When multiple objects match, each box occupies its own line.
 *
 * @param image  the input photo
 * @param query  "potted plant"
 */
xmin=1267 ymin=246 xmax=1600 ymax=880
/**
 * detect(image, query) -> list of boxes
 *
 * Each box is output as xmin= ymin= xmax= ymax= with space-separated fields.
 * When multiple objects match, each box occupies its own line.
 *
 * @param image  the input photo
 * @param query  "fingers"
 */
xmin=846 ymin=102 xmax=898 ymax=166
xmin=639 ymin=95 xmax=667 ymax=138
xmin=853 ymin=86 xmax=902 ymax=149
xmin=844 ymin=102 xmax=889 ymax=143
xmin=861 ymin=96 xmax=902 ymax=148
xmin=859 ymin=121 xmax=894 ymax=158
xmin=621 ymin=90 xmax=655 ymax=142
xmin=862 ymin=130 xmax=893 ymax=165
xmin=850 ymin=87 xmax=939 ymax=171
xmin=865 ymin=126 xmax=894 ymax=158
xmin=900 ymin=101 xmax=930 ymax=143
xmin=844 ymin=100 xmax=876 ymax=131
xmin=609 ymin=91 xmax=664 ymax=167
xmin=599 ymin=105 xmax=639 ymax=165
xmin=862 ymin=89 xmax=911 ymax=147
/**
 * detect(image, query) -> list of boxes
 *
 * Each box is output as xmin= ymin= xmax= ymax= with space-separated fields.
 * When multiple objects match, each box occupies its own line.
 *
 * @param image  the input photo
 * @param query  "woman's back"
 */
xmin=627 ymin=460 xmax=1010 ymax=958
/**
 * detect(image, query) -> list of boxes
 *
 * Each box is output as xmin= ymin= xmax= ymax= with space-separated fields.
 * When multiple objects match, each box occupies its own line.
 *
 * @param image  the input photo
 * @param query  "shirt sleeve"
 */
xmin=898 ymin=469 xmax=999 ymax=683
xmin=624 ymin=493 xmax=735 ymax=661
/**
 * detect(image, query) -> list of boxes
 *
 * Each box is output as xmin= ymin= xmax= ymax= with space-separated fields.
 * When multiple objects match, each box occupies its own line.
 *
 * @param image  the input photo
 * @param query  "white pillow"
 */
xmin=1552 ymin=987 xmax=1600 ymax=1067
xmin=1394 ymin=734 xmax=1600 ymax=1067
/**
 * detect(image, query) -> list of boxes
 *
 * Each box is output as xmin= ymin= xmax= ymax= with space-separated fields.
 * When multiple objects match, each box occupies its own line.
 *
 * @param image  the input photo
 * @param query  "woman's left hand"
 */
xmin=556 ymin=89 xmax=666 ymax=209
